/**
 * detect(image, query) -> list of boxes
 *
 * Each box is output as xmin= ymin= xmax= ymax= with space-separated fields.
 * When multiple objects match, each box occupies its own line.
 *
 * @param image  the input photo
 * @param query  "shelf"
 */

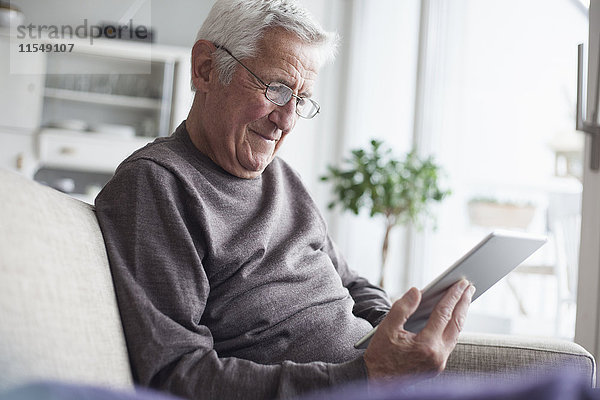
xmin=44 ymin=88 xmax=162 ymax=110
xmin=38 ymin=128 xmax=153 ymax=173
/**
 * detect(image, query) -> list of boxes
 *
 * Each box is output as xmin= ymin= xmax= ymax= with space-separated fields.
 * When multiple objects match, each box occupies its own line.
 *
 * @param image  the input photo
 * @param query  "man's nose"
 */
xmin=269 ymin=98 xmax=298 ymax=133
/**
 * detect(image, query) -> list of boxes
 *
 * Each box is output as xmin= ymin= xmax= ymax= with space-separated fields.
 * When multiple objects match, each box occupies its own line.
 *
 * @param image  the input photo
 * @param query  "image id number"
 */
xmin=19 ymin=43 xmax=74 ymax=53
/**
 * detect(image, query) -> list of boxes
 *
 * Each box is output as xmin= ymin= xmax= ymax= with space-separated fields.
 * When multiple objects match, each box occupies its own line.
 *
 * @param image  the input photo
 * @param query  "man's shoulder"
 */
xmin=123 ymin=135 xmax=183 ymax=166
xmin=116 ymin=123 xmax=199 ymax=178
xmin=102 ymin=137 xmax=184 ymax=192
xmin=97 ymin=132 xmax=199 ymax=209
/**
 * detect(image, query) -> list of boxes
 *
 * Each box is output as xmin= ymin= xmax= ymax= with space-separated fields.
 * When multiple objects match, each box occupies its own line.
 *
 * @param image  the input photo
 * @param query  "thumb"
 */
xmin=385 ymin=287 xmax=422 ymax=330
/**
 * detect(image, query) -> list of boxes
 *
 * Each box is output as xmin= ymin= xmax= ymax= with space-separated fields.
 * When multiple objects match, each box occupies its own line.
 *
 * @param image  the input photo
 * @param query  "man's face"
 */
xmin=196 ymin=28 xmax=320 ymax=179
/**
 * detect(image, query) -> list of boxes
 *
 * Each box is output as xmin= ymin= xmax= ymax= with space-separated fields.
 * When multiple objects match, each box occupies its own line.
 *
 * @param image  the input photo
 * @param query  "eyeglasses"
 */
xmin=215 ymin=44 xmax=320 ymax=119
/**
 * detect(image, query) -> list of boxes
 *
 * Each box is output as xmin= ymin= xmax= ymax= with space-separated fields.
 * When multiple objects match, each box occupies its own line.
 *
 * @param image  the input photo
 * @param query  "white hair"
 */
xmin=191 ymin=0 xmax=339 ymax=90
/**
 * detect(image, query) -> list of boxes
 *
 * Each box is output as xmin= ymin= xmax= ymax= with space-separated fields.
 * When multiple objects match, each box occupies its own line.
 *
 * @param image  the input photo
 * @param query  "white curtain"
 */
xmin=326 ymin=0 xmax=423 ymax=296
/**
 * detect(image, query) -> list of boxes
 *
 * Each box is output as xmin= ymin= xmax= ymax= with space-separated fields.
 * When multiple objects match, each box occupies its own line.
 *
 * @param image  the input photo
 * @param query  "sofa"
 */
xmin=0 ymin=167 xmax=596 ymax=396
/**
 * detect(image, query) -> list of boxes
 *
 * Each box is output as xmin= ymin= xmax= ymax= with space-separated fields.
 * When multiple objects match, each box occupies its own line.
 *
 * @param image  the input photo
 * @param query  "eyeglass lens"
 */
xmin=265 ymin=83 xmax=319 ymax=118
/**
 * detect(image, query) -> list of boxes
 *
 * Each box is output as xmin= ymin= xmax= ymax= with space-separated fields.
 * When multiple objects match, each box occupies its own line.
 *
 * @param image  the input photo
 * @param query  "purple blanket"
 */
xmin=0 ymin=371 xmax=597 ymax=400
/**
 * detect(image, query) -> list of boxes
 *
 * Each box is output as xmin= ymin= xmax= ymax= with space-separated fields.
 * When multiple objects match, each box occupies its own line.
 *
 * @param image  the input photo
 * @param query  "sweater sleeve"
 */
xmin=323 ymin=236 xmax=391 ymax=326
xmin=95 ymin=160 xmax=366 ymax=400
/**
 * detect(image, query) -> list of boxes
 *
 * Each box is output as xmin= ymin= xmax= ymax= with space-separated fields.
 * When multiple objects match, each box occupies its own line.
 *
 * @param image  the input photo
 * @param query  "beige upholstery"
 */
xmin=445 ymin=333 xmax=596 ymax=386
xmin=0 ymin=167 xmax=596 ymax=392
xmin=0 ymin=169 xmax=133 ymax=390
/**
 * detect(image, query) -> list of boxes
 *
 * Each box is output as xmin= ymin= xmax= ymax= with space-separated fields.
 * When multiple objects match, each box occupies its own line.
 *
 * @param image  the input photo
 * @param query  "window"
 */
xmin=331 ymin=0 xmax=588 ymax=339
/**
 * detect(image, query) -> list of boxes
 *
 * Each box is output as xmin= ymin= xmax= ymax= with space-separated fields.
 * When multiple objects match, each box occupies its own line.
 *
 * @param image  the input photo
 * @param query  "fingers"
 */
xmin=363 ymin=287 xmax=425 ymax=380
xmin=364 ymin=280 xmax=474 ymax=381
xmin=443 ymin=284 xmax=475 ymax=341
xmin=384 ymin=287 xmax=422 ymax=331
xmin=420 ymin=279 xmax=473 ymax=340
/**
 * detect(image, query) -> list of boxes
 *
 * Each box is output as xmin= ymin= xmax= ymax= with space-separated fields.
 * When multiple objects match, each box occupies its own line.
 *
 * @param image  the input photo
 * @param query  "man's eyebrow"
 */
xmin=271 ymin=77 xmax=312 ymax=98
xmin=273 ymin=77 xmax=295 ymax=88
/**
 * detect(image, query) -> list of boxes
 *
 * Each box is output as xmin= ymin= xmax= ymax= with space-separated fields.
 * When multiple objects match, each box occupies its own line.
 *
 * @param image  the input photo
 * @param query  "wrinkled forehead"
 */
xmin=254 ymin=28 xmax=321 ymax=90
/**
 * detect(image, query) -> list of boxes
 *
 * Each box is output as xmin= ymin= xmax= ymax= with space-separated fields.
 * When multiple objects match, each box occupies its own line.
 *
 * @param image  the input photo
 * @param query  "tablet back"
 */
xmin=404 ymin=230 xmax=547 ymax=333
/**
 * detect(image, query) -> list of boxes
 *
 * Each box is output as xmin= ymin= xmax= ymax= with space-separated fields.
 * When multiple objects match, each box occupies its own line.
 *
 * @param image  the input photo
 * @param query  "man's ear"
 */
xmin=191 ymin=40 xmax=218 ymax=92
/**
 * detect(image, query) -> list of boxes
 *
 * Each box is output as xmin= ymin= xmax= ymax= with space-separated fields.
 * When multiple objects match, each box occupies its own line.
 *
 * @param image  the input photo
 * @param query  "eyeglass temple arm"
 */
xmin=213 ymin=43 xmax=269 ymax=88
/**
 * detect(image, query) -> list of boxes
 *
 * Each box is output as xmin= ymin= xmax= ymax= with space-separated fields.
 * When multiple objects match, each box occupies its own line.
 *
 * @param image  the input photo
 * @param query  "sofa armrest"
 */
xmin=438 ymin=333 xmax=596 ymax=387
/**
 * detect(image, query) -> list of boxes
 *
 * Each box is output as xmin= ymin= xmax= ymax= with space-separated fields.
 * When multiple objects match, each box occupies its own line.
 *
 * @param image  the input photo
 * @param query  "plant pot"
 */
xmin=468 ymin=201 xmax=536 ymax=229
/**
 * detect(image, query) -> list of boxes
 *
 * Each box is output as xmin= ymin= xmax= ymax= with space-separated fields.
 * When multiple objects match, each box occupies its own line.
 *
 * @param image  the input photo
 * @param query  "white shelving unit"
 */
xmin=0 ymin=30 xmax=193 ymax=203
xmin=44 ymin=88 xmax=162 ymax=110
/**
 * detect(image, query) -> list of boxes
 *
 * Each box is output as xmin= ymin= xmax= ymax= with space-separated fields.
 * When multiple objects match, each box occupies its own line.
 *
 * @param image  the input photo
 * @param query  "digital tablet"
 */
xmin=354 ymin=230 xmax=547 ymax=349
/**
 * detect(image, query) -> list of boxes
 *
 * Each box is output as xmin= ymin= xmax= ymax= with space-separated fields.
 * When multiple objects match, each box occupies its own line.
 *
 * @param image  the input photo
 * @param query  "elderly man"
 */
xmin=95 ymin=0 xmax=474 ymax=399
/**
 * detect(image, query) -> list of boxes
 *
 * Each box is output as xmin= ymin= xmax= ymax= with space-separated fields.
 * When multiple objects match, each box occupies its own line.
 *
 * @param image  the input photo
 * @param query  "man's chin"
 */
xmin=235 ymin=155 xmax=273 ymax=179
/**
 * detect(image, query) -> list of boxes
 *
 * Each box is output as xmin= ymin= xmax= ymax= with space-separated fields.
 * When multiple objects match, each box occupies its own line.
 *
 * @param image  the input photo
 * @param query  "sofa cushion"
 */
xmin=0 ymin=169 xmax=133 ymax=390
xmin=443 ymin=333 xmax=596 ymax=386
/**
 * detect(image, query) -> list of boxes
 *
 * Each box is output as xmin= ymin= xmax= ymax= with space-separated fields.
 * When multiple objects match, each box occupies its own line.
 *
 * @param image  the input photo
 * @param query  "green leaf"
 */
xmin=320 ymin=139 xmax=450 ymax=229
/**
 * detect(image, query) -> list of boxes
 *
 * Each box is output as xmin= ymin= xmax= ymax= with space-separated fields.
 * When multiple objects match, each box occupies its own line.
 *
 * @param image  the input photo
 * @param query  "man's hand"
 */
xmin=363 ymin=279 xmax=474 ymax=381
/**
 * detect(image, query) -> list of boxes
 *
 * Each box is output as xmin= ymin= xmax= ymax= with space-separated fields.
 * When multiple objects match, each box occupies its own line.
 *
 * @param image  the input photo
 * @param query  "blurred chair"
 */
xmin=547 ymin=190 xmax=582 ymax=337
xmin=508 ymin=186 xmax=582 ymax=338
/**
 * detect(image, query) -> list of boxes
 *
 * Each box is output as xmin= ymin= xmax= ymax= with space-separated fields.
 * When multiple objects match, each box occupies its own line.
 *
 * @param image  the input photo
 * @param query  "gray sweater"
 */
xmin=95 ymin=122 xmax=391 ymax=400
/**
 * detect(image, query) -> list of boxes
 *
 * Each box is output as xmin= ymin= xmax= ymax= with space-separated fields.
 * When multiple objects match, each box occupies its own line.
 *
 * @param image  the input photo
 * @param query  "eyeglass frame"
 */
xmin=214 ymin=44 xmax=321 ymax=119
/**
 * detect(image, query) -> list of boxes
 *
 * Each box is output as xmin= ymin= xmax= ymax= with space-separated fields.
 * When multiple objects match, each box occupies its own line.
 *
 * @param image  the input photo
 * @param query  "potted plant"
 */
xmin=321 ymin=139 xmax=450 ymax=288
xmin=467 ymin=197 xmax=536 ymax=229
